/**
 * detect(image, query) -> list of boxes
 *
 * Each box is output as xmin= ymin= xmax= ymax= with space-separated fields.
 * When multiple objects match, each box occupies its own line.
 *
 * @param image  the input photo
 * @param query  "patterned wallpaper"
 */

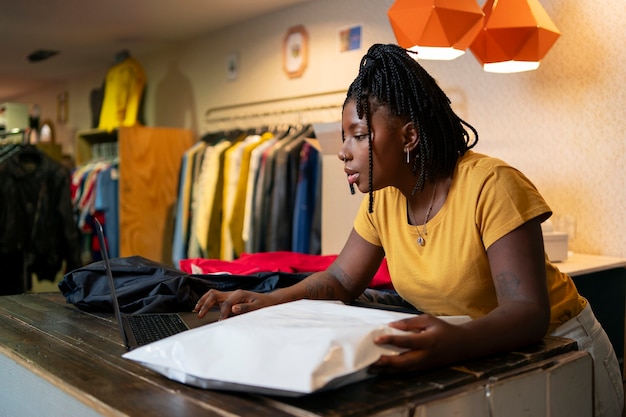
xmin=421 ymin=0 xmax=626 ymax=258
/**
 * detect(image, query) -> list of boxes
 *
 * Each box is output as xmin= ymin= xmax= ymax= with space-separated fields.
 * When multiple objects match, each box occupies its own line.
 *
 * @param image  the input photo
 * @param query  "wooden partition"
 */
xmin=76 ymin=126 xmax=195 ymax=264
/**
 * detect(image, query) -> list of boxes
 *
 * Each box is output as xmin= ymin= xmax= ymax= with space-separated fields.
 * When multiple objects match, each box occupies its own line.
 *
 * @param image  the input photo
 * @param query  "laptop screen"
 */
xmin=93 ymin=218 xmax=130 ymax=348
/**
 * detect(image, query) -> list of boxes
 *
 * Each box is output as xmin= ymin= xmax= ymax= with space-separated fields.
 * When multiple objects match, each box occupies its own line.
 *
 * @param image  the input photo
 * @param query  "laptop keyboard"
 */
xmin=127 ymin=314 xmax=188 ymax=346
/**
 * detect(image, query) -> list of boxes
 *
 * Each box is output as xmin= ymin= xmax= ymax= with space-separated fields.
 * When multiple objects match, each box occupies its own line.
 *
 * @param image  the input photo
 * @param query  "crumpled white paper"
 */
xmin=122 ymin=299 xmax=470 ymax=396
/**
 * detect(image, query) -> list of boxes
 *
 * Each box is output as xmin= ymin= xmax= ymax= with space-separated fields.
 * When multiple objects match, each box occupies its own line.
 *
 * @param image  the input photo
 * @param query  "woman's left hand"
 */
xmin=370 ymin=314 xmax=467 ymax=373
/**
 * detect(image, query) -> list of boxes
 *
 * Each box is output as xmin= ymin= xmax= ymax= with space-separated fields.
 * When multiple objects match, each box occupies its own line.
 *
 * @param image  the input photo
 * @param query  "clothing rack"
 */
xmin=204 ymin=90 xmax=346 ymax=133
xmin=0 ymin=137 xmax=82 ymax=295
xmin=0 ymin=130 xmax=30 ymax=165
xmin=0 ymin=128 xmax=27 ymax=143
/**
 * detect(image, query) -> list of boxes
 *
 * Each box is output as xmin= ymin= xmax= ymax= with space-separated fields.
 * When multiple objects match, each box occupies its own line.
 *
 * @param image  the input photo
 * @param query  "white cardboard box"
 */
xmin=543 ymin=232 xmax=569 ymax=262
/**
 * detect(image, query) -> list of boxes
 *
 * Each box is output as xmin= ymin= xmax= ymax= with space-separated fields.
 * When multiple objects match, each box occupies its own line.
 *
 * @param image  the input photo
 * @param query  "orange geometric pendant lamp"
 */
xmin=388 ymin=0 xmax=484 ymax=60
xmin=469 ymin=0 xmax=561 ymax=73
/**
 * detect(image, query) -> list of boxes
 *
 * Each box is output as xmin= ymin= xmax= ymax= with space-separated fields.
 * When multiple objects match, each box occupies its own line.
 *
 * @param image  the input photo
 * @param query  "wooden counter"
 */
xmin=0 ymin=293 xmax=591 ymax=417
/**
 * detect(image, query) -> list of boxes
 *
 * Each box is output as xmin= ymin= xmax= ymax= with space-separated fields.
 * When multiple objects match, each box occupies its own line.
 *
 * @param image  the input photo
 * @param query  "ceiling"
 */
xmin=0 ymin=0 xmax=310 ymax=102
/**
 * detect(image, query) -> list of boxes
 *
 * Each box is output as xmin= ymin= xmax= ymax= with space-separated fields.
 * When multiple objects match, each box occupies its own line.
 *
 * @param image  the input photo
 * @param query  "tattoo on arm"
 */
xmin=495 ymin=271 xmax=521 ymax=298
xmin=305 ymin=281 xmax=335 ymax=299
xmin=304 ymin=263 xmax=354 ymax=300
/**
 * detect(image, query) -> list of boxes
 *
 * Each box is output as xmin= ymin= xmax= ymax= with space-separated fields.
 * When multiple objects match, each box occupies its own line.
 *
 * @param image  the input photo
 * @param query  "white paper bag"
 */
xmin=123 ymin=299 xmax=470 ymax=396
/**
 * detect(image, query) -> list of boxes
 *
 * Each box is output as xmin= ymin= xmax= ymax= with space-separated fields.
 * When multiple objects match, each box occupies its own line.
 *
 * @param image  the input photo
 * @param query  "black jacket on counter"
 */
xmin=58 ymin=255 xmax=309 ymax=314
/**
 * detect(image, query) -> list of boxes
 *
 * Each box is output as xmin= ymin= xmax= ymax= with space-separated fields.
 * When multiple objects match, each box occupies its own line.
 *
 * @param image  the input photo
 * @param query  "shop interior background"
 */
xmin=2 ymin=0 xmax=624 ymax=260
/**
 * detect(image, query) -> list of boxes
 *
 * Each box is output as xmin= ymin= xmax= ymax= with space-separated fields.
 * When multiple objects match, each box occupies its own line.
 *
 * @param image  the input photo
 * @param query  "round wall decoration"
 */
xmin=283 ymin=25 xmax=309 ymax=78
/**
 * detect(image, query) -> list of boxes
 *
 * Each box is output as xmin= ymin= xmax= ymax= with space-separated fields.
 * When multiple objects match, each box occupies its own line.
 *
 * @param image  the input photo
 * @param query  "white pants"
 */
xmin=551 ymin=303 xmax=624 ymax=417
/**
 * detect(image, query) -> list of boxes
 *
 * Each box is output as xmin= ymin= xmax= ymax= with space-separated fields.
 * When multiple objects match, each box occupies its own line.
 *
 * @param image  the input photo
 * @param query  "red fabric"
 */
xmin=179 ymin=251 xmax=393 ymax=289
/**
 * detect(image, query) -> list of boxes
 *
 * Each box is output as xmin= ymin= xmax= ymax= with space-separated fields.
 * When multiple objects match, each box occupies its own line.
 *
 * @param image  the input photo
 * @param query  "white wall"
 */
xmin=20 ymin=0 xmax=626 ymax=258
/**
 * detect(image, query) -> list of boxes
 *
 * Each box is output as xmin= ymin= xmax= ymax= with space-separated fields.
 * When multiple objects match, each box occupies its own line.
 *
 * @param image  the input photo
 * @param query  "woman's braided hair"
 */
xmin=344 ymin=43 xmax=478 ymax=212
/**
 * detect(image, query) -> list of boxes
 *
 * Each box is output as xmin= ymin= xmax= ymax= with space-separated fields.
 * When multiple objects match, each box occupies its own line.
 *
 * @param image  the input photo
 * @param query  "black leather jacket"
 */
xmin=0 ymin=145 xmax=82 ymax=293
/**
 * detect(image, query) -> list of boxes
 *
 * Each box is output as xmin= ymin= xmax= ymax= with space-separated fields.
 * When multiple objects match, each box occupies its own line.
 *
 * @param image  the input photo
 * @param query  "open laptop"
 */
xmin=94 ymin=218 xmax=190 ymax=350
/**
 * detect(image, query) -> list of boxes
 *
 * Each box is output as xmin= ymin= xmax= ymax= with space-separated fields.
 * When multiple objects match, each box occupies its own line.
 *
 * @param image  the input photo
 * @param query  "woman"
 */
xmin=195 ymin=43 xmax=623 ymax=416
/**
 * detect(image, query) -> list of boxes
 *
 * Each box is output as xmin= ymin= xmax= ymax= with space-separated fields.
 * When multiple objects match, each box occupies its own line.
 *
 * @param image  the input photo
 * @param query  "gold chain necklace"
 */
xmin=409 ymin=181 xmax=438 ymax=246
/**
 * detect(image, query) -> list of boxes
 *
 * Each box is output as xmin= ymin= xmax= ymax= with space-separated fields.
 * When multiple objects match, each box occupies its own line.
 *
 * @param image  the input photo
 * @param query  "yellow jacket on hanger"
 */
xmin=98 ymin=55 xmax=146 ymax=131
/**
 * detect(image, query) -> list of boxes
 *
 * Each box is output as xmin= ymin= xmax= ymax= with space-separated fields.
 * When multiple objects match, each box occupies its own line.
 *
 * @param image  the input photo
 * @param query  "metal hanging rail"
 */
xmin=203 ymin=90 xmax=346 ymax=130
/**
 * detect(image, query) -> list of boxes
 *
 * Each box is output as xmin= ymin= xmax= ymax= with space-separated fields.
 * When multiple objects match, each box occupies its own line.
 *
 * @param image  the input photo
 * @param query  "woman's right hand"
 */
xmin=193 ymin=289 xmax=280 ymax=320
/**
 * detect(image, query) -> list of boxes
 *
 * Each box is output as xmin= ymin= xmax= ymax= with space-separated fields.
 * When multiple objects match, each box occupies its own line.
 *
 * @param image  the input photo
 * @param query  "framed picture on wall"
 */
xmin=339 ymin=25 xmax=362 ymax=52
xmin=283 ymin=25 xmax=308 ymax=78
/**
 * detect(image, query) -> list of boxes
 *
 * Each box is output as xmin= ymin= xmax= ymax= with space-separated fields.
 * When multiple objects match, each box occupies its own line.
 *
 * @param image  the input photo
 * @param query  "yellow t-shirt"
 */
xmin=98 ymin=56 xmax=146 ymax=131
xmin=354 ymin=151 xmax=585 ymax=332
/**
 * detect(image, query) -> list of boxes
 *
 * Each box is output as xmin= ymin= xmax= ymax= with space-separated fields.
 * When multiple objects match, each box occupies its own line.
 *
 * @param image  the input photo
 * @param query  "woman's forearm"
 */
xmin=269 ymin=267 xmax=359 ymax=305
